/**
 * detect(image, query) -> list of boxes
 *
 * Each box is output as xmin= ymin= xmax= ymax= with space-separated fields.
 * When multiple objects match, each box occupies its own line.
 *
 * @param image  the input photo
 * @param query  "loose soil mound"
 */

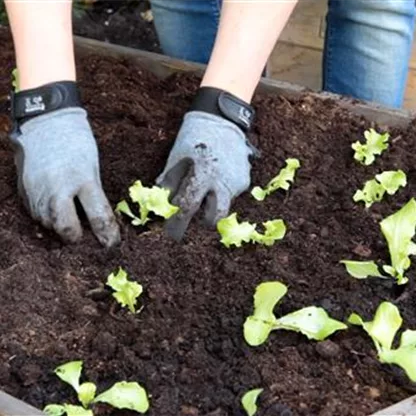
xmin=1 ymin=28 xmax=416 ymax=416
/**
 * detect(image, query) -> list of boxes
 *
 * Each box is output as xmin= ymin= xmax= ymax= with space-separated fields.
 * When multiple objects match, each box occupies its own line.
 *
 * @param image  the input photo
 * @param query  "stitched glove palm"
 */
xmin=10 ymin=107 xmax=120 ymax=247
xmin=157 ymin=111 xmax=253 ymax=240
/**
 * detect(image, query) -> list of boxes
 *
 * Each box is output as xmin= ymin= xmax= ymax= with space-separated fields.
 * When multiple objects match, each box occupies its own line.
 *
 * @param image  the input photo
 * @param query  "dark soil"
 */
xmin=1 ymin=27 xmax=416 ymax=416
xmin=72 ymin=0 xmax=161 ymax=53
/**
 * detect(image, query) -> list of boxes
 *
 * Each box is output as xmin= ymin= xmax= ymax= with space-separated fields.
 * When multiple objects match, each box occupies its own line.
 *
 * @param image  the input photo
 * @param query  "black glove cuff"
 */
xmin=11 ymin=81 xmax=82 ymax=128
xmin=189 ymin=87 xmax=255 ymax=132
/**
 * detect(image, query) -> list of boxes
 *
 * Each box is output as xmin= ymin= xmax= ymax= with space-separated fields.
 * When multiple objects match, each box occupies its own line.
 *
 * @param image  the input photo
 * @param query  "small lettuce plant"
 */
xmin=348 ymin=302 xmax=416 ymax=382
xmin=352 ymin=128 xmax=389 ymax=165
xmin=241 ymin=388 xmax=263 ymax=416
xmin=251 ymin=158 xmax=300 ymax=201
xmin=353 ymin=170 xmax=407 ymax=208
xmin=106 ymin=268 xmax=143 ymax=313
xmin=12 ymin=68 xmax=19 ymax=92
xmin=341 ymin=198 xmax=416 ymax=284
xmin=217 ymin=213 xmax=286 ymax=248
xmin=44 ymin=361 xmax=149 ymax=416
xmin=243 ymin=282 xmax=347 ymax=346
xmin=116 ymin=180 xmax=179 ymax=226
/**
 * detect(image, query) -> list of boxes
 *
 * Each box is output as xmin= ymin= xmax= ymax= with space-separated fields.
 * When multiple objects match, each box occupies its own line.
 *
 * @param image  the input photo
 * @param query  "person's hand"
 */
xmin=10 ymin=108 xmax=120 ymax=247
xmin=157 ymin=111 xmax=253 ymax=240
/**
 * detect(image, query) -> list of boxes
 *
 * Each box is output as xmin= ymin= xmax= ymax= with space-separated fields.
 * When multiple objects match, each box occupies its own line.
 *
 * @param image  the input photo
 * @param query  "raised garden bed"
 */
xmin=1 ymin=27 xmax=416 ymax=416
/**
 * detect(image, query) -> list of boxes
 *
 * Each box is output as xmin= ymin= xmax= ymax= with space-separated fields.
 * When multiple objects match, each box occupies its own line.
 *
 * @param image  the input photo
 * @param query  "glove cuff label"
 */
xmin=190 ymin=87 xmax=255 ymax=132
xmin=11 ymin=81 xmax=82 ymax=128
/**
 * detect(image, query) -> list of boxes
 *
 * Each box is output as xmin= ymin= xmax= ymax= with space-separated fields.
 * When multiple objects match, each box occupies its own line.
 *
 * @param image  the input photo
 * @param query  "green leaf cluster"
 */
xmin=116 ymin=180 xmax=179 ymax=226
xmin=243 ymin=282 xmax=346 ymax=346
xmin=44 ymin=361 xmax=149 ymax=416
xmin=353 ymin=170 xmax=406 ymax=208
xmin=106 ymin=267 xmax=143 ymax=313
xmin=251 ymin=158 xmax=300 ymax=201
xmin=217 ymin=213 xmax=286 ymax=248
xmin=349 ymin=302 xmax=416 ymax=382
xmin=241 ymin=388 xmax=263 ymax=416
xmin=341 ymin=198 xmax=416 ymax=284
xmin=352 ymin=128 xmax=389 ymax=165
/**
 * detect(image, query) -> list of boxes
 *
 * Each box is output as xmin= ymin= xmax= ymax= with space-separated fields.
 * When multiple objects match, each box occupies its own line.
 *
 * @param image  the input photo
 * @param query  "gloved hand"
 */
xmin=10 ymin=107 xmax=120 ymax=247
xmin=157 ymin=111 xmax=253 ymax=240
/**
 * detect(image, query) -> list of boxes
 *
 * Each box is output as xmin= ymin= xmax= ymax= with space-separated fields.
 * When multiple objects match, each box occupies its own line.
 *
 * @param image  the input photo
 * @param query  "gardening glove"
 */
xmin=10 ymin=104 xmax=120 ymax=247
xmin=157 ymin=87 xmax=256 ymax=240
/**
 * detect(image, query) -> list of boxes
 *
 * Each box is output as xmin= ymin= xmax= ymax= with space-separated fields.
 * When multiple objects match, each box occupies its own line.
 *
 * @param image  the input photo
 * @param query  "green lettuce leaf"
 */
xmin=379 ymin=329 xmax=416 ymax=382
xmin=340 ymin=260 xmax=384 ymax=279
xmin=115 ymin=200 xmax=142 ymax=226
xmin=217 ymin=213 xmax=257 ymax=248
xmin=251 ymin=158 xmax=300 ymax=201
xmin=44 ymin=405 xmax=66 ymax=416
xmin=217 ymin=214 xmax=286 ymax=248
xmin=348 ymin=302 xmax=402 ymax=352
xmin=243 ymin=282 xmax=287 ymax=346
xmin=241 ymin=388 xmax=263 ymax=416
xmin=78 ymin=382 xmax=96 ymax=408
xmin=94 ymin=381 xmax=149 ymax=414
xmin=54 ymin=361 xmax=83 ymax=393
xmin=106 ymin=267 xmax=143 ymax=313
xmin=275 ymin=306 xmax=347 ymax=340
xmin=376 ymin=170 xmax=407 ymax=195
xmin=129 ymin=180 xmax=179 ymax=224
xmin=353 ymin=170 xmax=406 ymax=208
xmin=352 ymin=128 xmax=389 ymax=165
xmin=380 ymin=198 xmax=416 ymax=284
xmin=44 ymin=404 xmax=93 ymax=416
xmin=353 ymin=180 xmax=385 ymax=208
xmin=252 ymin=219 xmax=286 ymax=246
xmin=12 ymin=68 xmax=19 ymax=92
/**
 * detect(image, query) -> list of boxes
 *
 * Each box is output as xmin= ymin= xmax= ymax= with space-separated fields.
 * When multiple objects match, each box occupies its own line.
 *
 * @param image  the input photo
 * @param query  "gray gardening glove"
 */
xmin=157 ymin=111 xmax=253 ymax=240
xmin=10 ymin=108 xmax=120 ymax=247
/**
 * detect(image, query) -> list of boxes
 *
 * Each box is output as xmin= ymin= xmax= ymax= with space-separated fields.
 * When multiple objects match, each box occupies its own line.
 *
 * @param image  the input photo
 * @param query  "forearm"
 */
xmin=5 ymin=0 xmax=75 ymax=90
xmin=201 ymin=0 xmax=297 ymax=102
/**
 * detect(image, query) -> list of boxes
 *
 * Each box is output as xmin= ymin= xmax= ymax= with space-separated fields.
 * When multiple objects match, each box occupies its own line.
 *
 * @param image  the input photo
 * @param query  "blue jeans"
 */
xmin=150 ymin=0 xmax=415 ymax=108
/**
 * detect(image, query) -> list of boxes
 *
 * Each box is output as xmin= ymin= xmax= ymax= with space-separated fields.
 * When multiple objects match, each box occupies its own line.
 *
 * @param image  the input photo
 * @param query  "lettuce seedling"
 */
xmin=341 ymin=198 xmax=416 ymax=285
xmin=116 ymin=180 xmax=179 ymax=226
xmin=217 ymin=213 xmax=286 ymax=248
xmin=106 ymin=267 xmax=143 ymax=313
xmin=12 ymin=68 xmax=19 ymax=92
xmin=241 ymin=388 xmax=263 ymax=416
xmin=352 ymin=128 xmax=389 ymax=165
xmin=348 ymin=302 xmax=416 ymax=382
xmin=244 ymin=282 xmax=346 ymax=346
xmin=353 ymin=170 xmax=406 ymax=208
xmin=251 ymin=158 xmax=300 ymax=201
xmin=44 ymin=361 xmax=149 ymax=416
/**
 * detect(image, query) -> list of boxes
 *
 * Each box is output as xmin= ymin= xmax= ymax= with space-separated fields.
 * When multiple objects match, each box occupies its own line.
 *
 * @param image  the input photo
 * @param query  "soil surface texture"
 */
xmin=1 ymin=28 xmax=416 ymax=416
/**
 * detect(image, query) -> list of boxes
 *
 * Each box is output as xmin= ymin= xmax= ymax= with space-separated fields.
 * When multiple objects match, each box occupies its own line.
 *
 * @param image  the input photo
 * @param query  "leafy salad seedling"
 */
xmin=251 ymin=158 xmax=300 ymax=201
xmin=352 ymin=128 xmax=389 ymax=165
xmin=106 ymin=267 xmax=143 ymax=313
xmin=116 ymin=180 xmax=179 ymax=226
xmin=44 ymin=361 xmax=149 ymax=416
xmin=243 ymin=282 xmax=347 ymax=346
xmin=353 ymin=170 xmax=407 ymax=208
xmin=12 ymin=68 xmax=19 ymax=92
xmin=348 ymin=302 xmax=416 ymax=382
xmin=341 ymin=198 xmax=416 ymax=284
xmin=217 ymin=213 xmax=286 ymax=248
xmin=241 ymin=388 xmax=263 ymax=416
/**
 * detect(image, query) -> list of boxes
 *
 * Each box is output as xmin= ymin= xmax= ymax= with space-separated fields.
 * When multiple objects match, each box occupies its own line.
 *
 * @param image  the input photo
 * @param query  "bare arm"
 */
xmin=5 ymin=0 xmax=75 ymax=90
xmin=202 ymin=0 xmax=298 ymax=102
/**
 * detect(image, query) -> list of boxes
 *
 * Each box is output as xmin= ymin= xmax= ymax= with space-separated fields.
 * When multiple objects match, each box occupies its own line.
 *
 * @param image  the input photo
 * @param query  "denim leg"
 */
xmin=323 ymin=0 xmax=415 ymax=108
xmin=150 ymin=0 xmax=222 ymax=64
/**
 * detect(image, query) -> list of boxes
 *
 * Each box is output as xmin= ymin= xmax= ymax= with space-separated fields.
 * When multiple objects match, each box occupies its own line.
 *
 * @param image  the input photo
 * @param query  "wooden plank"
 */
xmin=73 ymin=36 xmax=414 ymax=128
xmin=371 ymin=394 xmax=416 ymax=415
xmin=0 ymin=390 xmax=44 ymax=416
